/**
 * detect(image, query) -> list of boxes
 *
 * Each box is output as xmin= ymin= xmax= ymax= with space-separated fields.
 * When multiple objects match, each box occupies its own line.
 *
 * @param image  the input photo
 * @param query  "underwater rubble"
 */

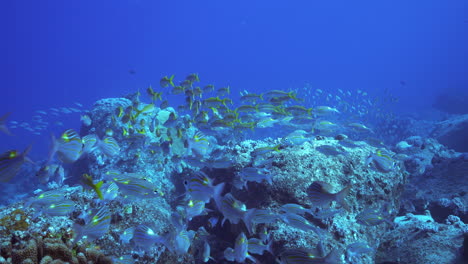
xmin=1 ymin=75 xmax=467 ymax=264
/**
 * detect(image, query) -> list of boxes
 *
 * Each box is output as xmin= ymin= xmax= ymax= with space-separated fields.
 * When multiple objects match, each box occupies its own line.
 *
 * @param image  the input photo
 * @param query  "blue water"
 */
xmin=2 ymin=0 xmax=467 ymax=159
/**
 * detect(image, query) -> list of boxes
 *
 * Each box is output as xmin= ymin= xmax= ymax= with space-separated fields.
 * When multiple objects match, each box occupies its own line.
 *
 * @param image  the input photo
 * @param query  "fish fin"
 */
xmin=0 ymin=113 xmax=13 ymax=135
xmin=266 ymin=238 xmax=274 ymax=254
xmin=246 ymin=254 xmax=258 ymax=263
xmin=213 ymin=182 xmax=225 ymax=211
xmin=243 ymin=208 xmax=256 ymax=235
xmin=266 ymin=173 xmax=273 ymax=185
xmin=47 ymin=133 xmax=58 ymax=164
xmin=22 ymin=145 xmax=34 ymax=164
xmin=324 ymin=248 xmax=342 ymax=264
xmin=336 ymin=185 xmax=351 ymax=211
xmin=72 ymin=223 xmax=84 ymax=242
xmin=0 ymin=112 xmax=11 ymax=122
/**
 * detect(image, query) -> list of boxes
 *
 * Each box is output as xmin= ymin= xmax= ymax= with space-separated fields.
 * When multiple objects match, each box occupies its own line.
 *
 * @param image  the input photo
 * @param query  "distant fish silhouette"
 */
xmin=0 ymin=112 xmax=13 ymax=136
xmin=400 ymin=80 xmax=406 ymax=86
xmin=128 ymin=69 xmax=136 ymax=75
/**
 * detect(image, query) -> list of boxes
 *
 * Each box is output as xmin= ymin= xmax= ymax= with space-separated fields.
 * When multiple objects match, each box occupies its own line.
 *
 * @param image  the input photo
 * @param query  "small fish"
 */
xmin=0 ymin=112 xmax=13 ymax=135
xmin=80 ymin=115 xmax=92 ymax=126
xmin=132 ymin=225 xmax=161 ymax=250
xmin=98 ymin=136 xmax=120 ymax=157
xmin=355 ymin=205 xmax=393 ymax=226
xmin=133 ymin=104 xmax=155 ymax=119
xmin=251 ymin=144 xmax=281 ymax=156
xmin=347 ymin=123 xmax=372 ymax=133
xmin=277 ymin=248 xmax=341 ymax=264
xmin=314 ymin=106 xmax=340 ymax=116
xmin=366 ymin=149 xmax=396 ymax=173
xmin=224 ymin=247 xmax=235 ymax=261
xmin=41 ymin=200 xmax=75 ymax=216
xmin=113 ymin=255 xmax=135 ymax=264
xmin=109 ymin=173 xmax=162 ymax=199
xmin=26 ymin=189 xmax=65 ymax=207
xmin=234 ymin=232 xmax=257 ymax=263
xmin=264 ymin=90 xmax=297 ymax=101
xmin=203 ymin=84 xmax=215 ymax=92
xmin=172 ymin=85 xmax=185 ymax=95
xmin=82 ymin=173 xmax=104 ymax=200
xmin=240 ymin=93 xmax=263 ymax=103
xmin=184 ymin=171 xmax=215 ymax=203
xmin=49 ymin=129 xmax=83 ymax=163
xmin=244 ymin=208 xmax=278 ymax=234
xmin=119 ymin=227 xmax=135 ymax=244
xmin=74 ymin=207 xmax=111 ymax=242
xmin=247 ymin=237 xmax=273 ymax=255
xmin=36 ymin=164 xmax=61 ymax=184
xmin=170 ymin=229 xmax=196 ymax=255
xmin=285 ymin=105 xmax=312 ymax=116
xmin=217 ymin=86 xmax=230 ymax=96
xmin=186 ymin=73 xmax=200 ymax=83
xmin=182 ymin=199 xmax=209 ymax=220
xmin=160 ymin=100 xmax=169 ymax=109
xmin=283 ymin=130 xmax=309 ymax=146
xmin=160 ymin=75 xmax=175 ymax=88
xmin=214 ymin=187 xmax=249 ymax=226
xmin=346 ymin=242 xmax=374 ymax=262
xmin=188 ymin=131 xmax=212 ymax=157
xmin=269 ymin=95 xmax=297 ymax=104
xmin=279 ymin=212 xmax=324 ymax=237
xmin=237 ymin=167 xmax=272 ymax=187
xmin=0 ymin=146 xmax=33 ymax=182
xmin=280 ymin=203 xmax=313 ymax=216
xmin=236 ymin=105 xmax=258 ymax=113
xmin=314 ymin=120 xmax=339 ymax=132
xmin=82 ymin=134 xmax=98 ymax=154
xmin=307 ymin=181 xmax=350 ymax=211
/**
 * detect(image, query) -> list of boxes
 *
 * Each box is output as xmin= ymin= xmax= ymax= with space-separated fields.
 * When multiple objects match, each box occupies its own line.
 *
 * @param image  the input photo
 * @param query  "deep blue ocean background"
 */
xmin=1 ymin=0 xmax=467 ymax=159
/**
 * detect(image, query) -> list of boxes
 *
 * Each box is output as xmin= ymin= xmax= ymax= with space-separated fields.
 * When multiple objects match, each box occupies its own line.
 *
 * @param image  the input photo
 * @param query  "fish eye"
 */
xmin=184 ymin=180 xmax=188 ymax=185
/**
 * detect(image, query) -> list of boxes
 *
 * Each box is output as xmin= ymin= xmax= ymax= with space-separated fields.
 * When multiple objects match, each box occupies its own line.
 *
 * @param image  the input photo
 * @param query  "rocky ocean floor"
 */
xmin=1 ymin=95 xmax=467 ymax=264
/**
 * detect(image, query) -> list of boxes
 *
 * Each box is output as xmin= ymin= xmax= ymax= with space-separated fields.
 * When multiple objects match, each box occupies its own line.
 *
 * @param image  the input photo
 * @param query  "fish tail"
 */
xmin=288 ymin=91 xmax=298 ymax=100
xmin=335 ymin=185 xmax=351 ymax=211
xmin=266 ymin=173 xmax=273 ymax=185
xmin=95 ymin=181 xmax=104 ymax=200
xmin=169 ymin=74 xmax=175 ymax=87
xmin=259 ymin=93 xmax=264 ymax=100
xmin=273 ymin=144 xmax=281 ymax=152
